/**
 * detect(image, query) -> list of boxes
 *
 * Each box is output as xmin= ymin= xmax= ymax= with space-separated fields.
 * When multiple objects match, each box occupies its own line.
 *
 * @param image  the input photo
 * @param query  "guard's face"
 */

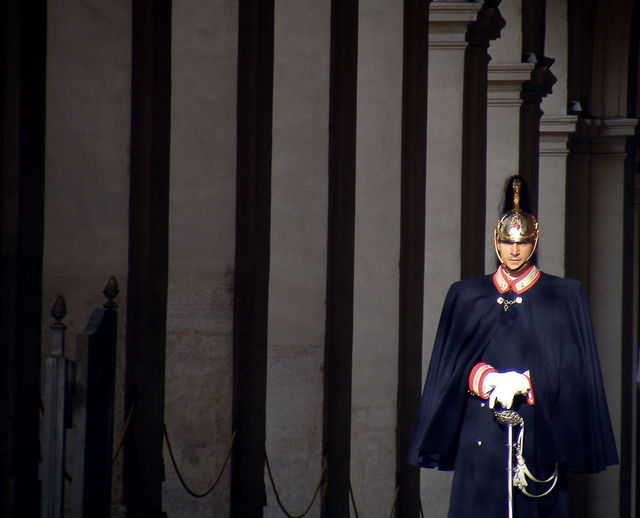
xmin=498 ymin=241 xmax=534 ymax=273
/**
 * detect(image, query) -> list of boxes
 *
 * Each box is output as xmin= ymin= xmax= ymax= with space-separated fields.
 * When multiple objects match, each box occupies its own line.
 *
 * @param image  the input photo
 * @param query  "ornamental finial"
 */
xmin=51 ymin=295 xmax=67 ymax=329
xmin=103 ymin=275 xmax=119 ymax=309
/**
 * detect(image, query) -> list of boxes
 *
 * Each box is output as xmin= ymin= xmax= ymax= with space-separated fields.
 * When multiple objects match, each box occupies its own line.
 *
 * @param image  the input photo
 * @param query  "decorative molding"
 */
xmin=571 ymin=118 xmax=639 ymax=156
xmin=488 ymin=63 xmax=535 ymax=106
xmin=540 ymin=114 xmax=580 ymax=133
xmin=539 ymin=114 xmax=578 ymax=157
xmin=429 ymin=2 xmax=482 ymax=23
xmin=429 ymin=2 xmax=482 ymax=49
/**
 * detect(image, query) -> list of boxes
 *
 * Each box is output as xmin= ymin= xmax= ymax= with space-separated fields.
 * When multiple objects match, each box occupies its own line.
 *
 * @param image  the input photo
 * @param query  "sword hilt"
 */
xmin=493 ymin=409 xmax=523 ymax=426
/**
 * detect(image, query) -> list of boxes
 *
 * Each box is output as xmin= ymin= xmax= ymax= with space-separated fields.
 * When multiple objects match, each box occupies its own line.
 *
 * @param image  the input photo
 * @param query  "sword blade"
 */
xmin=507 ymin=422 xmax=513 ymax=518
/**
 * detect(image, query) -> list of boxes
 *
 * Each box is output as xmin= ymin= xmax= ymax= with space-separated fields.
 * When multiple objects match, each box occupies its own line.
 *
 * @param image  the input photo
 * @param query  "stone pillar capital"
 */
xmin=429 ymin=2 xmax=482 ymax=50
xmin=571 ymin=117 xmax=638 ymax=156
xmin=539 ymin=114 xmax=578 ymax=157
xmin=488 ymin=63 xmax=535 ymax=106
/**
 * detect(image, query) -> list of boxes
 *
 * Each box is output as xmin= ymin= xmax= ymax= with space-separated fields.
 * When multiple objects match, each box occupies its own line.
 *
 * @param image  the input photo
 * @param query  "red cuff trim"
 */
xmin=525 ymin=374 xmax=535 ymax=405
xmin=468 ymin=363 xmax=496 ymax=399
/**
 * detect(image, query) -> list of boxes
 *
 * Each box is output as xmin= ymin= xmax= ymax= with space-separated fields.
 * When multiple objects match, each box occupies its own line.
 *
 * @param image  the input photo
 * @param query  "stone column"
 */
xmin=423 ymin=3 xmax=481 ymax=514
xmin=537 ymin=115 xmax=576 ymax=276
xmin=265 ymin=2 xmax=330 ymax=517
xmin=230 ymin=2 xmax=274 ymax=516
xmin=124 ymin=2 xmax=172 ymax=515
xmin=518 ymin=59 xmax=556 ymax=211
xmin=163 ymin=3 xmax=238 ymax=517
xmin=350 ymin=1 xmax=403 ymax=517
xmin=481 ymin=0 xmax=531 ymax=273
xmin=568 ymin=117 xmax=638 ymax=518
xmin=584 ymin=118 xmax=637 ymax=518
xmin=460 ymin=1 xmax=504 ymax=277
xmin=537 ymin=0 xmax=575 ymax=277
xmin=485 ymin=63 xmax=534 ymax=272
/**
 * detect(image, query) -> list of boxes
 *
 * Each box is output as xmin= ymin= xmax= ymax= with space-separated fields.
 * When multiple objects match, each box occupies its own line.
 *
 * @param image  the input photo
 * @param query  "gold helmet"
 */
xmin=493 ymin=177 xmax=539 ymax=267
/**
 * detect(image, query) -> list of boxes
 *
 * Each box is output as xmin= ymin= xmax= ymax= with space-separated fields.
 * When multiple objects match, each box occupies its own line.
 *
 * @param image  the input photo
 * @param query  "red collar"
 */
xmin=492 ymin=264 xmax=540 ymax=294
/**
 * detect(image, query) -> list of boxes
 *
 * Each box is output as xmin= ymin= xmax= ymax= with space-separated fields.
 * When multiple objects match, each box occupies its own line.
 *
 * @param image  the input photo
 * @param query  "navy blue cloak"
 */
xmin=407 ymin=272 xmax=618 ymax=516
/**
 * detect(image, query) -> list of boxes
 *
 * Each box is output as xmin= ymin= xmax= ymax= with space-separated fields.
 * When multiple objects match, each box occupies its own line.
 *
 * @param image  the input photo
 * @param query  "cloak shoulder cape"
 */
xmin=407 ymin=272 xmax=618 ymax=473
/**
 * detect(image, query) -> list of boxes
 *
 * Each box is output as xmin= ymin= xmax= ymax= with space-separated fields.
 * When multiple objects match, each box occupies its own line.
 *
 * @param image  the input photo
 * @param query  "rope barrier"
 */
xmin=42 ymin=392 xmax=428 ymax=516
xmin=164 ymin=424 xmax=236 ymax=498
xmin=112 ymin=402 xmax=135 ymax=464
xmin=265 ymin=452 xmax=327 ymax=518
xmin=350 ymin=482 xmax=424 ymax=518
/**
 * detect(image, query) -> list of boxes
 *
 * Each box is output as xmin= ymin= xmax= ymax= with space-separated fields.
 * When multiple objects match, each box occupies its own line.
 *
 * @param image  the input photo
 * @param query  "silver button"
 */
xmin=477 ymin=440 xmax=482 ymax=447
xmin=480 ymin=402 xmax=485 ymax=408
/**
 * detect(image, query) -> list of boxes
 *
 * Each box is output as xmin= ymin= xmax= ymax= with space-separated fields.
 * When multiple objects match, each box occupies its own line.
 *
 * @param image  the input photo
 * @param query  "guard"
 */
xmin=407 ymin=176 xmax=618 ymax=518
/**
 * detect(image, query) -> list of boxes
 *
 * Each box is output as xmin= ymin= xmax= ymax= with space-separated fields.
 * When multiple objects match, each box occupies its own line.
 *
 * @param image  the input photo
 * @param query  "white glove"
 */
xmin=483 ymin=371 xmax=530 ymax=409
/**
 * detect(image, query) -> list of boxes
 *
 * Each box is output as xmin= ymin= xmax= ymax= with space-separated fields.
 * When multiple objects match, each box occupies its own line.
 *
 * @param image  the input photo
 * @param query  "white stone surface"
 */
xmin=586 ymin=119 xmax=637 ymax=518
xmin=488 ymin=0 xmax=522 ymax=63
xmin=163 ymin=2 xmax=238 ymax=516
xmin=537 ymin=115 xmax=577 ymax=276
xmin=265 ymin=2 xmax=330 ymax=517
xmin=351 ymin=1 xmax=403 ymax=516
xmin=44 ymin=1 xmax=131 ymax=338
xmin=536 ymin=0 xmax=571 ymax=277
xmin=421 ymin=4 xmax=481 ymax=515
xmin=588 ymin=154 xmax=624 ymax=518
xmin=541 ymin=0 xmax=569 ymax=115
